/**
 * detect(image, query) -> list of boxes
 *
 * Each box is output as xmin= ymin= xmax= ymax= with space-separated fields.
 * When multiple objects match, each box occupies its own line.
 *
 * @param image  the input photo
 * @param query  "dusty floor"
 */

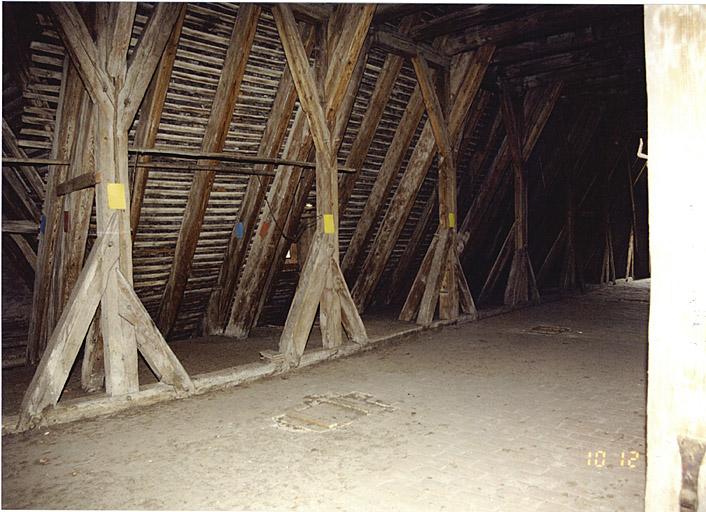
xmin=1 ymin=281 xmax=648 ymax=511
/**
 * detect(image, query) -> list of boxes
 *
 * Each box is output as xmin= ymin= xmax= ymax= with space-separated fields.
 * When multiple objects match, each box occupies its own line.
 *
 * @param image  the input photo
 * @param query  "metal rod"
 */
xmin=3 ymin=149 xmax=357 ymax=174
xmin=129 ymin=147 xmax=356 ymax=173
xmin=134 ymin=160 xmax=277 ymax=177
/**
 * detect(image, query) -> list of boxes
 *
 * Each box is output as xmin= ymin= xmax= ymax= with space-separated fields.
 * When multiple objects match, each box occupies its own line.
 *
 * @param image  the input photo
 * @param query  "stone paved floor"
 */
xmin=1 ymin=281 xmax=648 ymax=511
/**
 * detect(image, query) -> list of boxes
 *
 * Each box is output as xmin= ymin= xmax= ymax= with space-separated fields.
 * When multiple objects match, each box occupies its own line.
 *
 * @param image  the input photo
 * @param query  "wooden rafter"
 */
xmin=224 ymin=5 xmax=374 ymax=340
xmin=157 ymin=4 xmax=261 ymax=337
xmin=271 ymin=4 xmax=373 ymax=362
xmin=338 ymin=15 xmax=417 ymax=215
xmin=458 ymin=83 xmax=563 ymax=257
xmin=444 ymin=5 xmax=632 ymax=55
xmin=130 ymin=5 xmax=186 ymax=239
xmin=203 ymin=24 xmax=316 ymax=335
xmin=351 ymin=44 xmax=494 ymax=312
xmin=341 ymin=84 xmax=426 ymax=279
xmin=398 ymin=53 xmax=464 ymax=323
xmin=26 ymin=58 xmax=83 ymax=365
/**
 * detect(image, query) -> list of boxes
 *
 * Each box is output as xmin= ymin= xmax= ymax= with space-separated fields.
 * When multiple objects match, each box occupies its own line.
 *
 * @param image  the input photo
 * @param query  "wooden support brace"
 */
xmin=273 ymin=4 xmax=370 ymax=363
xmin=56 ymin=172 xmax=100 ymax=196
xmin=115 ymin=271 xmax=194 ymax=394
xmin=18 ymin=216 xmax=120 ymax=430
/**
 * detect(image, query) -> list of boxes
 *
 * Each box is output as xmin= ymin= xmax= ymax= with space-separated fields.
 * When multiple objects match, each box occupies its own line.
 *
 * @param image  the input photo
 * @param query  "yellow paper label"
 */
xmin=323 ymin=214 xmax=335 ymax=234
xmin=448 ymin=212 xmax=456 ymax=228
xmin=107 ymin=183 xmax=126 ymax=210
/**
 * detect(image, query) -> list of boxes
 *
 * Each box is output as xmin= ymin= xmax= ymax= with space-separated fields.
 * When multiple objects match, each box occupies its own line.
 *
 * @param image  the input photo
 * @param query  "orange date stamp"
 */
xmin=586 ymin=450 xmax=642 ymax=468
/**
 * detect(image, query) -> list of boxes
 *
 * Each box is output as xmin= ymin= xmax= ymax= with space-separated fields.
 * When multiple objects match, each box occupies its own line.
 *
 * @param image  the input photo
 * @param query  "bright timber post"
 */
xmin=18 ymin=3 xmax=193 ymax=429
xmin=644 ymin=6 xmax=706 ymax=511
xmin=273 ymin=5 xmax=372 ymax=365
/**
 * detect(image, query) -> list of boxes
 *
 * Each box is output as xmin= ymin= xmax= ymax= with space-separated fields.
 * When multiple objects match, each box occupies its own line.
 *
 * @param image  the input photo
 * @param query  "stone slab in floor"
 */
xmin=1 ymin=281 xmax=648 ymax=511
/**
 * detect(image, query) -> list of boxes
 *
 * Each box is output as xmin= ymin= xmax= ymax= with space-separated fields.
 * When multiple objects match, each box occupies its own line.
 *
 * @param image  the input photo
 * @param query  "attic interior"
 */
xmin=3 ymin=3 xmax=703 ymax=511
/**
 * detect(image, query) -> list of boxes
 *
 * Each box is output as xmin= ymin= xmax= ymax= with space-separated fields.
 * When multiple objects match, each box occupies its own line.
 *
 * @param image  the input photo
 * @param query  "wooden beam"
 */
xmin=224 ymin=6 xmax=373 ymax=340
xmin=18 ymin=215 xmax=120 ymax=430
xmin=4 ymin=233 xmax=37 ymax=288
xmin=479 ymin=224 xmax=515 ymax=302
xmin=492 ymin=16 xmax=644 ymax=65
xmin=372 ymin=29 xmax=450 ymax=68
xmin=128 ymin=147 xmax=356 ymax=172
xmin=2 ymin=120 xmax=46 ymax=202
xmin=115 ymin=271 xmax=194 ymax=393
xmin=458 ymin=83 xmax=563 ymax=257
xmin=351 ymin=45 xmax=494 ymax=312
xmin=643 ymin=7 xmax=706 ymax=510
xmin=2 ymin=219 xmax=38 ymax=234
xmin=119 ymin=3 xmax=184 ymax=129
xmin=27 ymin=58 xmax=83 ymax=365
xmin=2 ymin=158 xmax=69 ymax=167
xmin=203 ymin=25 xmax=316 ymax=334
xmin=56 ymin=171 xmax=100 ymax=196
xmin=288 ymin=4 xmax=333 ymax=24
xmin=130 ymin=5 xmax=186 ymax=240
xmin=410 ymin=54 xmax=460 ymax=321
xmin=501 ymin=85 xmax=537 ymax=306
xmin=410 ymin=5 xmax=525 ymax=42
xmin=373 ymin=4 xmax=427 ymax=25
xmin=49 ymin=3 xmax=113 ymax=109
xmin=157 ymin=4 xmax=261 ymax=337
xmin=341 ymin=85 xmax=426 ymax=279
xmin=272 ymin=4 xmax=373 ymax=358
xmin=444 ymin=5 xmax=634 ymax=55
xmin=338 ymin=16 xmax=416 ymax=214
xmin=385 ymin=189 xmax=436 ymax=305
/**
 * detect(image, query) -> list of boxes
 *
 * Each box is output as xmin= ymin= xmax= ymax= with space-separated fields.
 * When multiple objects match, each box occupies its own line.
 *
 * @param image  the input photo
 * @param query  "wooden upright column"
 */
xmin=273 ymin=5 xmax=372 ymax=365
xmin=18 ymin=3 xmax=193 ymax=429
xmin=644 ymin=6 xmax=706 ymax=511
xmin=398 ymin=54 xmax=476 ymax=325
xmin=501 ymin=86 xmax=540 ymax=306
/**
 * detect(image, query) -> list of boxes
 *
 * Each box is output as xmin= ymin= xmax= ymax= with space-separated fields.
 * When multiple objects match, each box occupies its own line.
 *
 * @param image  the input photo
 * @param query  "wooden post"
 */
xmin=224 ymin=5 xmax=374 ymax=340
xmin=351 ymin=45 xmax=494 ymax=312
xmin=457 ymin=84 xmax=562 ymax=261
xmin=273 ymin=4 xmax=373 ymax=364
xmin=21 ymin=3 xmax=189 ymax=407
xmin=644 ymin=6 xmax=706 ymax=510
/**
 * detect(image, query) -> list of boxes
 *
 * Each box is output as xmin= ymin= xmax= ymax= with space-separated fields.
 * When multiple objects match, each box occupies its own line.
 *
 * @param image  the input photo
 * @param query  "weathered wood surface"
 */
xmin=203 ymin=24 xmax=316 ymax=335
xmin=458 ymin=83 xmax=562 ymax=256
xmin=372 ymin=28 xmax=449 ymax=68
xmin=224 ymin=5 xmax=374 ymax=340
xmin=341 ymin=84 xmax=426 ymax=279
xmin=157 ymin=4 xmax=261 ymax=337
xmin=130 ymin=5 xmax=186 ymax=239
xmin=27 ymin=57 xmax=83 ymax=364
xmin=338 ymin=16 xmax=415 ymax=215
xmin=444 ymin=6 xmax=632 ymax=55
xmin=644 ymin=7 xmax=706 ymax=510
xmin=115 ymin=271 xmax=194 ymax=393
xmin=501 ymin=85 xmax=538 ymax=306
xmin=18 ymin=216 xmax=120 ymax=430
xmin=56 ymin=171 xmax=100 ymax=196
xmin=351 ymin=45 xmax=494 ymax=312
xmin=272 ymin=4 xmax=372 ymax=361
xmin=2 ymin=220 xmax=39 ymax=234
